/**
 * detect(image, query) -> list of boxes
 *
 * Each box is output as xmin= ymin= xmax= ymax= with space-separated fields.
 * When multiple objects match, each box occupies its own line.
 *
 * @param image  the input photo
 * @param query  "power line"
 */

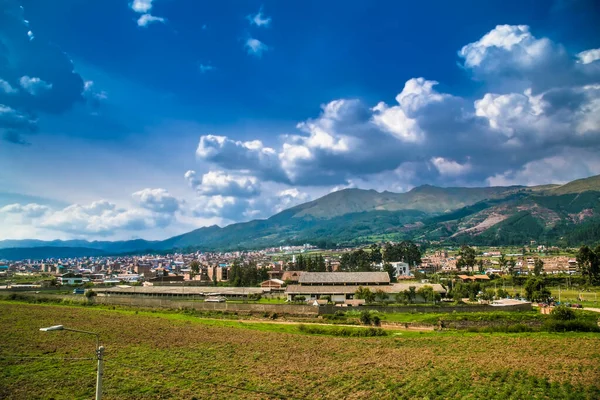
xmin=0 ymin=355 xmax=94 ymax=361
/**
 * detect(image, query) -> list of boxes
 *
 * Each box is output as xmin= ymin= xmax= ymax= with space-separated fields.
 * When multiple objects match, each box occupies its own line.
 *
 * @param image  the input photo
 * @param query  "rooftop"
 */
xmin=299 ymin=272 xmax=390 ymax=285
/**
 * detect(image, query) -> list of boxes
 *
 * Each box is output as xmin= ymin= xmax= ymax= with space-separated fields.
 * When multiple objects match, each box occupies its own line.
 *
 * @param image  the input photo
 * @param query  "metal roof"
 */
xmin=286 ymin=282 xmax=446 ymax=294
xmin=298 ymin=272 xmax=390 ymax=285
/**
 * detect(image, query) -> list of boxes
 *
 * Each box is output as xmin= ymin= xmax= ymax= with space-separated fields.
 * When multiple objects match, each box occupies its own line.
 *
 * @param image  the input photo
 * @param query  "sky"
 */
xmin=1 ymin=0 xmax=600 ymax=241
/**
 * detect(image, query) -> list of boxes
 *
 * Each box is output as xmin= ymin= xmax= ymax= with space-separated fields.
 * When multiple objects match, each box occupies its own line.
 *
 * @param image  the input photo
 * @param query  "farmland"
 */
xmin=1 ymin=302 xmax=600 ymax=399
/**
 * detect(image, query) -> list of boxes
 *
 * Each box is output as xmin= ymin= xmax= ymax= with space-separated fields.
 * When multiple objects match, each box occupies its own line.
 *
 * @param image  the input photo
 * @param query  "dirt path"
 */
xmin=583 ymin=307 xmax=600 ymax=313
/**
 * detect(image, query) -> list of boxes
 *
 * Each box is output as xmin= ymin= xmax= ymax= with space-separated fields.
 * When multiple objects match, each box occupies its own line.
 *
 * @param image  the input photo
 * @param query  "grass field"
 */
xmin=1 ymin=302 xmax=600 ymax=399
xmin=502 ymin=286 xmax=600 ymax=307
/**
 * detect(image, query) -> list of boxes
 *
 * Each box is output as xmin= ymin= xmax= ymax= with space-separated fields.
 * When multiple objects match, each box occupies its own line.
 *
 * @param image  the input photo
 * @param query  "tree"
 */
xmin=383 ymin=263 xmax=396 ymax=283
xmin=533 ymin=258 xmax=544 ymax=276
xmin=229 ymin=259 xmax=242 ymax=287
xmin=576 ymin=245 xmax=600 ymax=285
xmin=189 ymin=260 xmax=200 ymax=279
xmin=456 ymin=245 xmax=477 ymax=272
xmin=524 ymin=277 xmax=551 ymax=303
xmin=508 ymin=258 xmax=517 ymax=276
xmin=417 ymin=285 xmax=441 ymax=303
xmin=375 ymin=289 xmax=388 ymax=303
xmin=354 ymin=286 xmax=375 ymax=303
xmin=370 ymin=244 xmax=383 ymax=264
xmin=499 ymin=253 xmax=507 ymax=272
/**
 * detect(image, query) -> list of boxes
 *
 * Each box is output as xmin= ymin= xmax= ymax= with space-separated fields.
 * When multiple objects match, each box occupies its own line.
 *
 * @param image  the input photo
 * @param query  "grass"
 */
xmin=1 ymin=302 xmax=600 ymax=399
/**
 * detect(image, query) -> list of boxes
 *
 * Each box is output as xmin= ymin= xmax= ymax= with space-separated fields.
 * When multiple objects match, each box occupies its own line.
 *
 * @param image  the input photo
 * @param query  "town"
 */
xmin=2 ymin=242 xmax=596 ymax=308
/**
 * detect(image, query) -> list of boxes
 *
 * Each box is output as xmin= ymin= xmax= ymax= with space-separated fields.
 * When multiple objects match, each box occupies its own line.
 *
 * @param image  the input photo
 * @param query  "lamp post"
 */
xmin=40 ymin=325 xmax=104 ymax=400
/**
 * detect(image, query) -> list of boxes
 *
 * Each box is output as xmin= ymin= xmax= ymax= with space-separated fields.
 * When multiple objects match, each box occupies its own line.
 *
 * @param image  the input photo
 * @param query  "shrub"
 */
xmin=360 ymin=310 xmax=372 ymax=325
xmin=298 ymin=324 xmax=387 ymax=337
xmin=85 ymin=290 xmax=97 ymax=299
xmin=550 ymin=306 xmax=576 ymax=321
xmin=544 ymin=320 xmax=600 ymax=333
xmin=372 ymin=315 xmax=381 ymax=327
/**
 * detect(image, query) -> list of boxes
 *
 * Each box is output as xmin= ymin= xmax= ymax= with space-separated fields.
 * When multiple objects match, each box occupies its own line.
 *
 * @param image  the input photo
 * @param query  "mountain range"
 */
xmin=2 ymin=174 xmax=600 ymax=260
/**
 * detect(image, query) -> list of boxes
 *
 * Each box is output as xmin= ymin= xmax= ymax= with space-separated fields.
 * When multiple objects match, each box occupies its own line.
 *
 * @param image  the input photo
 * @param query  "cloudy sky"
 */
xmin=1 ymin=0 xmax=600 ymax=241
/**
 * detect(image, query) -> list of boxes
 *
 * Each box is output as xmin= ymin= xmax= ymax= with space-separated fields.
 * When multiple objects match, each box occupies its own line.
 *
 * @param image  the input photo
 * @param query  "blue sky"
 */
xmin=1 ymin=0 xmax=600 ymax=241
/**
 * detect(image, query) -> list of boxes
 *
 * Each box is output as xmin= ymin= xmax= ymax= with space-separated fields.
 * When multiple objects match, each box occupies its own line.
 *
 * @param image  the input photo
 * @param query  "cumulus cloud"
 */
xmin=0 ymin=203 xmax=50 ymax=219
xmin=245 ymin=38 xmax=269 ymax=57
xmin=0 ymin=79 xmax=18 ymax=94
xmin=130 ymin=0 xmax=165 ymax=27
xmin=272 ymin=188 xmax=310 ymax=213
xmin=247 ymin=7 xmax=271 ymax=27
xmin=430 ymin=157 xmax=472 ymax=177
xmin=193 ymin=24 xmax=600 ymax=195
xmin=137 ymin=14 xmax=165 ymax=27
xmin=131 ymin=0 xmax=154 ymax=13
xmin=186 ymin=170 xmax=261 ymax=198
xmin=487 ymin=148 xmax=600 ymax=187
xmin=577 ymin=49 xmax=600 ymax=65
xmin=39 ymin=198 xmax=176 ymax=237
xmin=19 ymin=76 xmax=52 ymax=95
xmin=192 ymin=195 xmax=249 ymax=221
xmin=132 ymin=188 xmax=181 ymax=214
xmin=458 ymin=24 xmax=600 ymax=92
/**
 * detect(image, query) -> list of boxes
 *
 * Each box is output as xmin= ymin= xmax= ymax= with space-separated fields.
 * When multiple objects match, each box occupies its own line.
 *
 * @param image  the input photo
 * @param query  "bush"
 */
xmin=550 ymin=306 xmax=576 ymax=321
xmin=298 ymin=324 xmax=387 ymax=337
xmin=85 ymin=290 xmax=97 ymax=299
xmin=372 ymin=315 xmax=381 ymax=327
xmin=544 ymin=320 xmax=600 ymax=332
xmin=360 ymin=310 xmax=372 ymax=325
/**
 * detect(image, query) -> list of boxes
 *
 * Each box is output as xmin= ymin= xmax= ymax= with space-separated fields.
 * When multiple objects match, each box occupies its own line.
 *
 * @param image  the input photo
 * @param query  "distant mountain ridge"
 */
xmin=2 ymin=174 xmax=600 ymax=259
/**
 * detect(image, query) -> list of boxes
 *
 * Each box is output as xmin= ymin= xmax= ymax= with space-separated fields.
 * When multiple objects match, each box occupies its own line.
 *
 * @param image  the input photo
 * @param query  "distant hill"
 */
xmin=2 ymin=174 xmax=600 ymax=259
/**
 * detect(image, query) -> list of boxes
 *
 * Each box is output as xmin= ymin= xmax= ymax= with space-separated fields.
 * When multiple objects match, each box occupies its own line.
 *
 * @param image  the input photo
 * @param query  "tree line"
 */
xmin=338 ymin=241 xmax=422 ymax=277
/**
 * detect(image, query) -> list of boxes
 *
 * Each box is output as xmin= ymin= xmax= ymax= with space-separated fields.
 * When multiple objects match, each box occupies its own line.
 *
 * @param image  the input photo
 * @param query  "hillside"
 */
xmin=1 ymin=174 xmax=600 ymax=258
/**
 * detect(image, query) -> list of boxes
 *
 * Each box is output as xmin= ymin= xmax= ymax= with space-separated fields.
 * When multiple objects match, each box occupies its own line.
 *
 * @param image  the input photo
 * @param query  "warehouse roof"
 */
xmin=298 ymin=272 xmax=390 ymax=285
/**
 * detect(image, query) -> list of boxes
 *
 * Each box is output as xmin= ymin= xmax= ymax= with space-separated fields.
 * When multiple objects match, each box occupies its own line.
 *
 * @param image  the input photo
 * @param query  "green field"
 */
xmin=1 ymin=302 xmax=600 ymax=399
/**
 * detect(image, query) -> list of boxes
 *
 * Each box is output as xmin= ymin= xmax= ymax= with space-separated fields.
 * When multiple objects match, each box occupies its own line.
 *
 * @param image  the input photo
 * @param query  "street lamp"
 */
xmin=40 ymin=325 xmax=104 ymax=400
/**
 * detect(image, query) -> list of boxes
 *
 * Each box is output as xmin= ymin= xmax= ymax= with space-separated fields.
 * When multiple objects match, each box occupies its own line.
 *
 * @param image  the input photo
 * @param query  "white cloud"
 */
xmin=131 ymin=0 xmax=154 ymax=13
xmin=188 ymin=170 xmax=261 ymax=198
xmin=132 ymin=188 xmax=181 ymax=214
xmin=458 ymin=24 xmax=599 ymax=93
xmin=137 ymin=14 xmax=165 ymax=27
xmin=19 ymin=76 xmax=52 ymax=95
xmin=192 ymin=195 xmax=249 ymax=221
xmin=245 ymin=38 xmax=269 ymax=57
xmin=577 ymin=48 xmax=600 ymax=64
xmin=372 ymin=78 xmax=449 ymax=143
xmin=0 ymin=203 xmax=50 ymax=219
xmin=430 ymin=157 xmax=472 ymax=177
xmin=247 ymin=7 xmax=271 ymax=27
xmin=487 ymin=149 xmax=600 ymax=187
xmin=0 ymin=79 xmax=18 ymax=94
xmin=273 ymin=188 xmax=310 ymax=213
xmin=40 ymin=199 xmax=173 ymax=237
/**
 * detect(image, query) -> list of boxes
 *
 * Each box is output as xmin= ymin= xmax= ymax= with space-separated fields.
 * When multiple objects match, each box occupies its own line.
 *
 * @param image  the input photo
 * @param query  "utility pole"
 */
xmin=95 ymin=346 xmax=104 ymax=400
xmin=40 ymin=325 xmax=104 ymax=400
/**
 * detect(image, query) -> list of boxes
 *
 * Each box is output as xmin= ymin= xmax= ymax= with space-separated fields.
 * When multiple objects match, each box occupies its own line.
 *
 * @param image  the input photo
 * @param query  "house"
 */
xmin=260 ymin=279 xmax=285 ymax=289
xmin=390 ymin=262 xmax=410 ymax=277
xmin=57 ymin=272 xmax=83 ymax=285
xmin=457 ymin=274 xmax=490 ymax=282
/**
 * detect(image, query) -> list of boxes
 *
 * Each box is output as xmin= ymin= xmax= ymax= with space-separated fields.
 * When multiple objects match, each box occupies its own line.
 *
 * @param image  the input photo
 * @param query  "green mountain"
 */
xmin=2 ymin=174 xmax=600 ymax=259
